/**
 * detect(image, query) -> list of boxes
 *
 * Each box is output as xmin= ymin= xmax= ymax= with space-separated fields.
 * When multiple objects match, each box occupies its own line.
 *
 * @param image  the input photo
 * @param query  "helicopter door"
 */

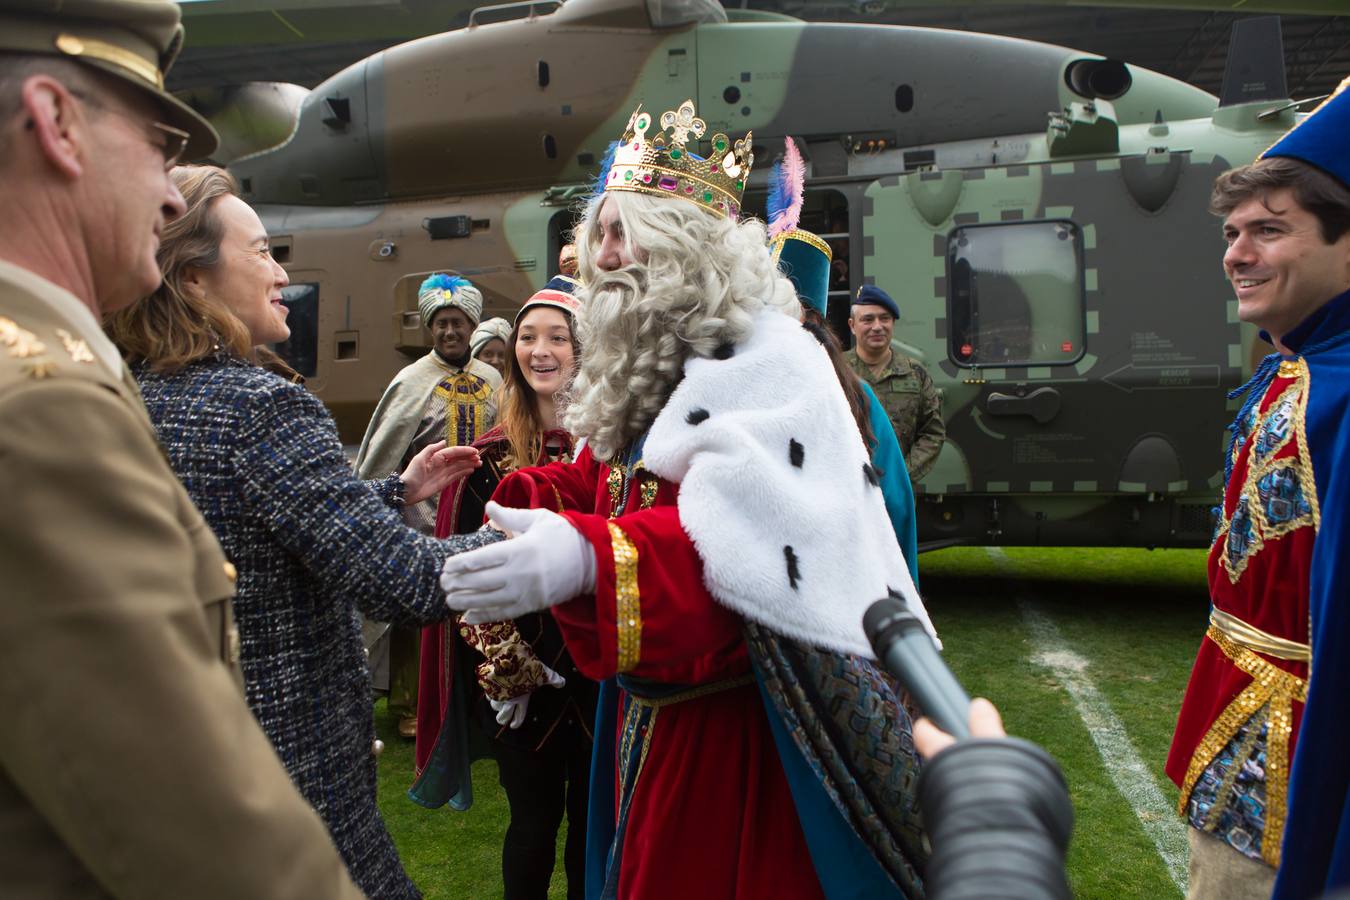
xmin=863 ymin=153 xmax=1242 ymax=502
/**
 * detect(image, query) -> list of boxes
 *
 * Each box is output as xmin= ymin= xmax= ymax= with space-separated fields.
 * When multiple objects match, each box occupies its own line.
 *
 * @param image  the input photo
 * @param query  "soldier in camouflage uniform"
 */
xmin=844 ymin=285 xmax=945 ymax=484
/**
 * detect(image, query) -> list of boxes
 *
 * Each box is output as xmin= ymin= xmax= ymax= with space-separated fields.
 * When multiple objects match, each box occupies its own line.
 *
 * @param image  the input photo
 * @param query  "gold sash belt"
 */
xmin=1177 ymin=610 xmax=1309 ymax=867
xmin=1209 ymin=607 xmax=1310 ymax=662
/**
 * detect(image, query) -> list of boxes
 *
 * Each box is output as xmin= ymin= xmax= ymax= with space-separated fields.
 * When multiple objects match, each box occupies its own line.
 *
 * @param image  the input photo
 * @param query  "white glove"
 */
xmin=486 ymin=664 xmax=567 ymax=729
xmin=489 ymin=695 xmax=529 ymax=729
xmin=441 ymin=502 xmax=597 ymax=625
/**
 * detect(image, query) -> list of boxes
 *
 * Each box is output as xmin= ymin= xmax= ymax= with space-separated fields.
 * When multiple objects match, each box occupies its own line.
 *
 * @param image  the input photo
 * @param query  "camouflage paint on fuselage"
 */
xmin=229 ymin=0 xmax=1301 ymax=548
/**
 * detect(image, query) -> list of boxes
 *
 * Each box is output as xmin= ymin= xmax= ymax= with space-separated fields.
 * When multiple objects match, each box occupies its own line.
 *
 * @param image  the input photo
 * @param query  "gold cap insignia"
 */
xmin=55 ymin=33 xmax=164 ymax=90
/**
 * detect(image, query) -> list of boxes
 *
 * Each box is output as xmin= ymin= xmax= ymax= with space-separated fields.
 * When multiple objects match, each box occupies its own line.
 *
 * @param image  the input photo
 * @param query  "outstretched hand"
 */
xmin=441 ymin=502 xmax=597 ymax=624
xmin=913 ymin=697 xmax=1006 ymax=759
xmin=401 ymin=441 xmax=481 ymax=505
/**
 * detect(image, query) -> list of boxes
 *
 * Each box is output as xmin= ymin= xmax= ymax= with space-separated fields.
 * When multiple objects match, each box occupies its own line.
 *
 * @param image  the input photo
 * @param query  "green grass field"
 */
xmin=376 ymin=545 xmax=1210 ymax=899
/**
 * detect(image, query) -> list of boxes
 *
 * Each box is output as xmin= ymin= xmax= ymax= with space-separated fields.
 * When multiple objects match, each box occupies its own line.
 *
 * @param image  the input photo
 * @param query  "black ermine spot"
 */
xmin=862 ymin=462 xmax=879 ymax=487
xmin=784 ymin=545 xmax=801 ymax=590
xmin=686 ymin=408 xmax=710 ymax=425
xmin=789 ymin=439 xmax=804 ymax=468
xmin=713 ymin=342 xmax=735 ymax=360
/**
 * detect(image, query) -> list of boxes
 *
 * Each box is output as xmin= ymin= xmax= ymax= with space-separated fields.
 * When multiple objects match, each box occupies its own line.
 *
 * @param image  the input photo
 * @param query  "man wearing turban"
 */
xmin=356 ymin=273 xmax=503 ymax=736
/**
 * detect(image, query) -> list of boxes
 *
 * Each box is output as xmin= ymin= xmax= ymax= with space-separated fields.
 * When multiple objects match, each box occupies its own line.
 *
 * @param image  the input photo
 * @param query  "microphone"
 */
xmin=863 ymin=595 xmax=971 ymax=740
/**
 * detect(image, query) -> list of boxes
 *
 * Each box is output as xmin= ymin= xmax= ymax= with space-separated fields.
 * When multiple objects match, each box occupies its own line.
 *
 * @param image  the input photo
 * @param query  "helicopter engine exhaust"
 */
xmin=1065 ymin=58 xmax=1133 ymax=101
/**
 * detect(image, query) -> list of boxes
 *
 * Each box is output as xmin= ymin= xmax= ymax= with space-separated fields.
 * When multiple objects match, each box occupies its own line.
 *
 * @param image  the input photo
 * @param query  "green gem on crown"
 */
xmin=703 ymin=191 xmax=713 ymax=202
xmin=714 ymin=138 xmax=727 ymax=151
xmin=670 ymin=148 xmax=682 ymax=159
xmin=624 ymin=171 xmax=633 ymax=181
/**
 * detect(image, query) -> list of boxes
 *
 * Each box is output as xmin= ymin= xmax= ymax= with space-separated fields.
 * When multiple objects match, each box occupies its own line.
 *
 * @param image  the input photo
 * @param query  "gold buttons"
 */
xmin=226 ymin=627 xmax=241 ymax=664
xmin=372 ymin=739 xmax=385 ymax=758
xmin=222 ymin=561 xmax=238 ymax=583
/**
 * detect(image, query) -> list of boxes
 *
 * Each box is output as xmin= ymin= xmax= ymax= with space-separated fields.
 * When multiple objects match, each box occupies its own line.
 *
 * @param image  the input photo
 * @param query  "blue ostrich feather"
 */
xmin=419 ymin=273 xmax=470 ymax=295
xmin=590 ymin=140 xmax=620 ymax=198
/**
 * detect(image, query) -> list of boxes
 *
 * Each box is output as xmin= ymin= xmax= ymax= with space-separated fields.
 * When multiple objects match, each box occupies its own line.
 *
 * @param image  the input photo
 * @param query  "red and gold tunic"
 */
xmin=1166 ymin=358 xmax=1316 ymax=866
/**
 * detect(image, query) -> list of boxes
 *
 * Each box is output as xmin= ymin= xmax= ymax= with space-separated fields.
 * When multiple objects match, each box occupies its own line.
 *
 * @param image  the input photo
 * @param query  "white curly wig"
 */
xmin=563 ymin=192 xmax=801 ymax=462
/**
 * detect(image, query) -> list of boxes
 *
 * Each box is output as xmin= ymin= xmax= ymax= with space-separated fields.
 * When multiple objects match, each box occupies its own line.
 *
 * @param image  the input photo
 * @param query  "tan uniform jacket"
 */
xmin=0 ymin=262 xmax=366 ymax=899
xmin=845 ymin=343 xmax=946 ymax=484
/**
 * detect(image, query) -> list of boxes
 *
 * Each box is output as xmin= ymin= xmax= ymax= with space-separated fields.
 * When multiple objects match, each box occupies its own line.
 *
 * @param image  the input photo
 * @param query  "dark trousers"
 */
xmin=492 ymin=724 xmax=591 ymax=900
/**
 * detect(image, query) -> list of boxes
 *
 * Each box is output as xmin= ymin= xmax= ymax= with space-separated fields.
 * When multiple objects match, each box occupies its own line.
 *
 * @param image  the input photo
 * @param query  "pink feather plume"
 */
xmin=768 ymin=136 xmax=806 ymax=239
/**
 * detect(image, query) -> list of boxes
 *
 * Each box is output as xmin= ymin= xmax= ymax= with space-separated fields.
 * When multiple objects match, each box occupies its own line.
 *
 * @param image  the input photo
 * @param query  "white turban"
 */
xmin=417 ymin=274 xmax=484 ymax=327
xmin=470 ymin=317 xmax=512 ymax=359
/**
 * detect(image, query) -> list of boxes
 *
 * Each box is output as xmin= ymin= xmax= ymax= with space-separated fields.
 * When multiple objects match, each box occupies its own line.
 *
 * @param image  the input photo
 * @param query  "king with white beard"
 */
xmin=441 ymin=99 xmax=934 ymax=900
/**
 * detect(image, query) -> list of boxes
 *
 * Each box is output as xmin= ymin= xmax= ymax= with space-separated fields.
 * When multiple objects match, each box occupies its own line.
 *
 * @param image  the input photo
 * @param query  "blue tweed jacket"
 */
xmin=134 ymin=355 xmax=500 ymax=900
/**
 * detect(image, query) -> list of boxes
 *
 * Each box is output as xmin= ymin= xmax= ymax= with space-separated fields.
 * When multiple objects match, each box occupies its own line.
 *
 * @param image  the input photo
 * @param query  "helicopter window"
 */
xmin=946 ymin=220 xmax=1084 ymax=368
xmin=272 ymin=282 xmax=319 ymax=377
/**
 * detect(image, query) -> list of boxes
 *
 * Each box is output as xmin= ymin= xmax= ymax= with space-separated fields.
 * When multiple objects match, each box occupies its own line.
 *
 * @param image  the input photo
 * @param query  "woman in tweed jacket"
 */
xmin=107 ymin=166 xmax=498 ymax=899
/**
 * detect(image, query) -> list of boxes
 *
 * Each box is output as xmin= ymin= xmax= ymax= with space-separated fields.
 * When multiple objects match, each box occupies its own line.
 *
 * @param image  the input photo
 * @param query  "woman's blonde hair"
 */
xmin=106 ymin=165 xmax=252 ymax=371
xmin=495 ymin=309 xmax=580 ymax=471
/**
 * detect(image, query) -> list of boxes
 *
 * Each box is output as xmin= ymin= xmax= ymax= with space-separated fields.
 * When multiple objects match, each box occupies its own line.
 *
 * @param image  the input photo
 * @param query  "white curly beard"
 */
xmin=561 ymin=267 xmax=693 ymax=462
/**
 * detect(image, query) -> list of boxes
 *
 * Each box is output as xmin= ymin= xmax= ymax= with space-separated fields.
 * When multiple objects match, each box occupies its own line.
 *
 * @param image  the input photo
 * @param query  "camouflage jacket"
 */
xmin=845 ymin=344 xmax=945 ymax=484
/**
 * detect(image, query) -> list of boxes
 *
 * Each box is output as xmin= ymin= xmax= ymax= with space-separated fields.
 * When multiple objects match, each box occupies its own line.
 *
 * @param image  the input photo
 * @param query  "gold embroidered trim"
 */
xmin=55 ymin=329 xmax=94 ymax=364
xmin=1210 ymin=607 xmax=1310 ymax=662
xmin=434 ymin=373 xmax=493 ymax=447
xmin=1216 ymin=359 xmax=1319 ymax=584
xmin=1 ymin=317 xmax=47 ymax=358
xmin=551 ymin=483 xmax=566 ymax=513
xmin=608 ymin=521 xmax=641 ymax=673
xmin=1290 ymin=359 xmax=1321 ymax=533
xmin=1203 ymin=703 xmax=1266 ymax=834
xmin=618 ymin=704 xmax=660 ymax=792
xmin=1178 ymin=624 xmax=1309 ymax=867
xmin=770 ymin=229 xmax=833 ymax=262
xmin=627 ymin=673 xmax=756 ymax=709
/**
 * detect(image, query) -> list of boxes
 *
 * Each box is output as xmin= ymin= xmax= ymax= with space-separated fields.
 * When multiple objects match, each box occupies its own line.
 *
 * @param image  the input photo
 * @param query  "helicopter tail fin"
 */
xmin=1219 ymin=16 xmax=1288 ymax=107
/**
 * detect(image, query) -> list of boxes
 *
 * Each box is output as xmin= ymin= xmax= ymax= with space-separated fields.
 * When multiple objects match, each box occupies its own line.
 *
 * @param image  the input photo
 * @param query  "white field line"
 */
xmin=985 ymin=547 xmax=1189 ymax=893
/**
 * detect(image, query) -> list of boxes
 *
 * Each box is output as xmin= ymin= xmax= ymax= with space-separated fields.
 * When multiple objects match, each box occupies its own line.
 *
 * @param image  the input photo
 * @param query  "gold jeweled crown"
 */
xmin=603 ymin=99 xmax=753 ymax=220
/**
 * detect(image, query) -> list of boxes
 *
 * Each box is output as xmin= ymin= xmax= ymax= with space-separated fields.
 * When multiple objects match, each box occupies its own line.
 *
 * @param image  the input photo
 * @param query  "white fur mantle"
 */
xmin=643 ymin=308 xmax=936 ymax=659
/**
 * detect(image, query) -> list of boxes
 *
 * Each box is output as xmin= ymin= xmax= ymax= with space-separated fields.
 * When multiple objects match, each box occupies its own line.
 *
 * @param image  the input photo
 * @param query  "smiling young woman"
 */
xmin=415 ymin=276 xmax=596 ymax=900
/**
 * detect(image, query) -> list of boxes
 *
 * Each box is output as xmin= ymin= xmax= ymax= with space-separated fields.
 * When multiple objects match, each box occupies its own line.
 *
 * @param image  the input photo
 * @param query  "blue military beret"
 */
xmin=853 ymin=284 xmax=899 ymax=319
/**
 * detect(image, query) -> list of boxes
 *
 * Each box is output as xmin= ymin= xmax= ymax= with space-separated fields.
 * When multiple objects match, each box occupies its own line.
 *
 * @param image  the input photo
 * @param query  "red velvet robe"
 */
xmin=492 ymin=445 xmax=825 ymax=899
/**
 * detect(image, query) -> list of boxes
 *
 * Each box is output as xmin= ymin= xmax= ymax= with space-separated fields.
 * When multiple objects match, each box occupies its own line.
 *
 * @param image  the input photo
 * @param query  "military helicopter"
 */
xmin=228 ymin=0 xmax=1305 ymax=550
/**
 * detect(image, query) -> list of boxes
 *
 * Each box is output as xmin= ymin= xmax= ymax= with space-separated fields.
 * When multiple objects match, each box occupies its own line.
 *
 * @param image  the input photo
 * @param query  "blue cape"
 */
xmin=1273 ymin=288 xmax=1350 ymax=899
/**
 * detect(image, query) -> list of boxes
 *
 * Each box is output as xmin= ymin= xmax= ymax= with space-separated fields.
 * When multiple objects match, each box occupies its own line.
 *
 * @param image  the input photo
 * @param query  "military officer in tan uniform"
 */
xmin=845 ymin=284 xmax=946 ymax=484
xmin=0 ymin=3 xmax=366 ymax=897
